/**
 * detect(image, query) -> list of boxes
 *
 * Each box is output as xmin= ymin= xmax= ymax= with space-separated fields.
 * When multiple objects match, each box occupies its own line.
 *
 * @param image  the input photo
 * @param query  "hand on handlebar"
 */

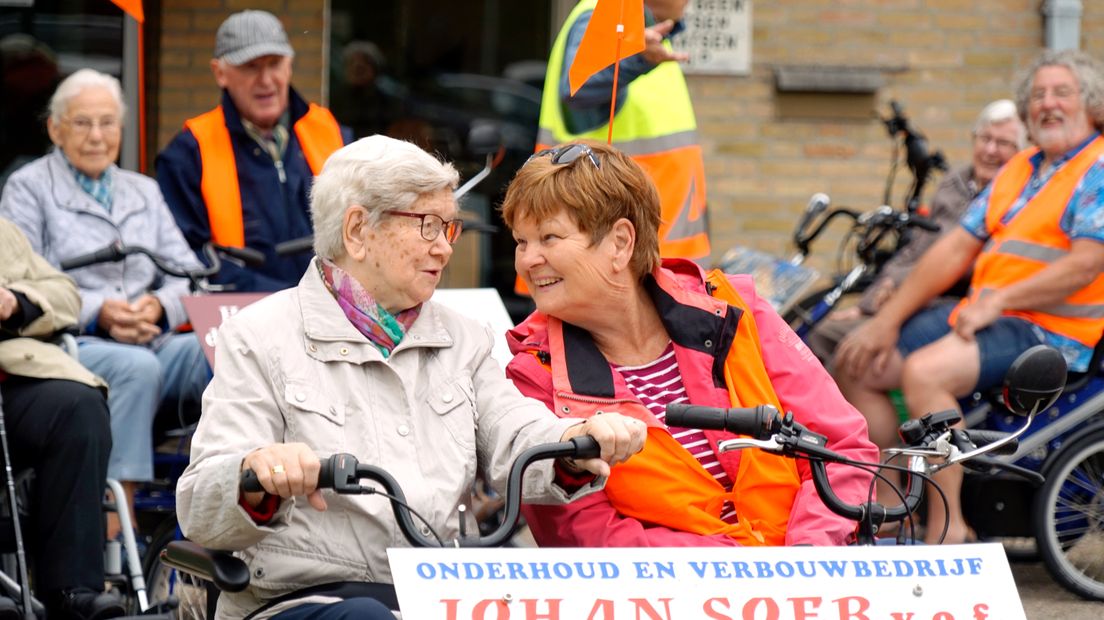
xmin=240 ymin=442 xmax=327 ymax=512
xmin=558 ymin=412 xmax=647 ymax=477
xmin=835 ymin=316 xmax=900 ymax=379
xmin=0 ymin=287 xmax=17 ymax=321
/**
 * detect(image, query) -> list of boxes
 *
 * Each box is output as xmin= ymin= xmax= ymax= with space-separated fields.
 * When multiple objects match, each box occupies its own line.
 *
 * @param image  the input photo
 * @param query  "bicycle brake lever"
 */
xmin=321 ymin=453 xmax=363 ymax=493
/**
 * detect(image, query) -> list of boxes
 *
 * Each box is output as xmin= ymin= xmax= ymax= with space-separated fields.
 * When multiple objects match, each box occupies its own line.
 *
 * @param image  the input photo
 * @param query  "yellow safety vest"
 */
xmin=538 ymin=0 xmax=710 ymax=260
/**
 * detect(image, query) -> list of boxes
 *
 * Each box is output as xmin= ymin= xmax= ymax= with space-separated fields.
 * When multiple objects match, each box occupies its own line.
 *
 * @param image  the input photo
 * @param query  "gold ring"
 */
xmin=271 ymin=464 xmax=286 ymax=475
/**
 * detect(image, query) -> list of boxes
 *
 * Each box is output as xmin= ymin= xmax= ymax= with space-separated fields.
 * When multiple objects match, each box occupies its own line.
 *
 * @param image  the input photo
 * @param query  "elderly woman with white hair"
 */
xmin=0 ymin=68 xmax=209 ymax=542
xmin=175 ymin=135 xmax=646 ymax=620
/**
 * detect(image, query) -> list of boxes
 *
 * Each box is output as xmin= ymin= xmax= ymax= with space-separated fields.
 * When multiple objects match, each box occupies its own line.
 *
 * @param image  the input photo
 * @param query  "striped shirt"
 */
xmin=614 ymin=342 xmax=738 ymax=524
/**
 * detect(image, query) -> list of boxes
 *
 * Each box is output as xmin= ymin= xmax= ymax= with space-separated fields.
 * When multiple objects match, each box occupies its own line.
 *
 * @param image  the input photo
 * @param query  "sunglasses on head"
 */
xmin=526 ymin=143 xmax=601 ymax=169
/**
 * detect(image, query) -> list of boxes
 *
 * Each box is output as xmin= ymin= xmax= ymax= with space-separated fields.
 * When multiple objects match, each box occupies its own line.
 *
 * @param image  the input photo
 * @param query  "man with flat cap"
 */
xmin=157 ymin=10 xmax=351 ymax=292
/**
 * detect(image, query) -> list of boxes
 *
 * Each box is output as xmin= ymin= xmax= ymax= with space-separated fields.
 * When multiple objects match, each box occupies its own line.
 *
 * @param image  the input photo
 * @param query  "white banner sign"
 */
xmin=672 ymin=0 xmax=752 ymax=75
xmin=388 ymin=543 xmax=1023 ymax=619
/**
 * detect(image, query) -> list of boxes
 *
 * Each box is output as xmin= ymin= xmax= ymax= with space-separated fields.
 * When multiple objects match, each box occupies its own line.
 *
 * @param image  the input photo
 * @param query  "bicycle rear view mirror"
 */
xmin=1002 ymin=344 xmax=1067 ymax=417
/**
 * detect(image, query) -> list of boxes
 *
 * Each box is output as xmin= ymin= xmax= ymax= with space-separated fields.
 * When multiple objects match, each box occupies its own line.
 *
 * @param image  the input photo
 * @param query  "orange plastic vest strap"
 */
xmin=549 ymin=271 xmax=801 ymax=546
xmin=951 ymin=137 xmax=1104 ymax=345
xmin=294 ymin=104 xmax=345 ymax=176
xmin=185 ymin=107 xmax=243 ymax=247
xmin=184 ymin=104 xmax=344 ymax=248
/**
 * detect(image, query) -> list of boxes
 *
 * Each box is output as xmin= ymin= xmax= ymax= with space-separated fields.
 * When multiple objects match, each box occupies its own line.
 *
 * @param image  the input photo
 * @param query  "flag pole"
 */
xmin=607 ymin=0 xmax=628 ymax=145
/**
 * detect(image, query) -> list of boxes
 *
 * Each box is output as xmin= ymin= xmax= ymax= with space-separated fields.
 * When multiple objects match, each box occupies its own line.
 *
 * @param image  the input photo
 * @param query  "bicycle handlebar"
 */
xmin=240 ymin=435 xmax=601 ymax=548
xmin=60 ymin=242 xmax=264 ymax=292
xmin=664 ymin=402 xmax=1033 ymax=539
xmin=666 ymin=404 xmax=780 ymax=439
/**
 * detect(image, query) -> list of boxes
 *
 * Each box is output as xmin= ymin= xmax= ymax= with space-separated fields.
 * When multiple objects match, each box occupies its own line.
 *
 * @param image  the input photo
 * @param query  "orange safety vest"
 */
xmin=544 ymin=269 xmax=801 ymax=545
xmin=951 ymin=137 xmax=1104 ymax=346
xmin=184 ymin=104 xmax=344 ymax=248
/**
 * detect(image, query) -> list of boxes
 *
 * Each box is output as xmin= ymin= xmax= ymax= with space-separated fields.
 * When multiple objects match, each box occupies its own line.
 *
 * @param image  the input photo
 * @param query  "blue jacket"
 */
xmin=155 ymin=87 xmax=352 ymax=292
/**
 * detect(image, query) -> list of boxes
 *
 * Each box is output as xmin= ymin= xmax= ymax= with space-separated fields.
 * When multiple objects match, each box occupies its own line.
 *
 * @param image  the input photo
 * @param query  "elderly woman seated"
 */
xmin=501 ymin=141 xmax=880 ymax=547
xmin=0 ymin=68 xmax=209 ymax=541
xmin=176 ymin=135 xmax=646 ymax=620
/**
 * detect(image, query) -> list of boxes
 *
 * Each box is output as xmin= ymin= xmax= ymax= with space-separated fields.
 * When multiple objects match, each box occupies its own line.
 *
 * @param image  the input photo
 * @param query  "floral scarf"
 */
xmin=318 ymin=259 xmax=420 ymax=358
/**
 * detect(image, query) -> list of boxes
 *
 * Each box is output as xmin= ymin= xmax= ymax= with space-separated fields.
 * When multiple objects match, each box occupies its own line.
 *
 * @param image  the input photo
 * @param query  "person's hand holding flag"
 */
xmin=642 ymin=19 xmax=690 ymax=65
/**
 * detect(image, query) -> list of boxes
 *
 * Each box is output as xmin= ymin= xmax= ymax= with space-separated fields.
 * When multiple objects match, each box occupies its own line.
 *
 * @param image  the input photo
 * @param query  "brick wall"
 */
xmin=148 ymin=1 xmax=1103 ymax=277
xmin=155 ymin=0 xmax=325 ymax=152
xmin=689 ymin=0 xmax=1104 ymax=276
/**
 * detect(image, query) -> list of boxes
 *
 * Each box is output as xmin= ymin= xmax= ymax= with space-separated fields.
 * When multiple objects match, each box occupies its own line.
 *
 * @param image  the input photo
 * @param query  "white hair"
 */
xmin=310 ymin=136 xmax=459 ymax=260
xmin=48 ymin=68 xmax=126 ymax=123
xmin=974 ymin=99 xmax=1027 ymax=149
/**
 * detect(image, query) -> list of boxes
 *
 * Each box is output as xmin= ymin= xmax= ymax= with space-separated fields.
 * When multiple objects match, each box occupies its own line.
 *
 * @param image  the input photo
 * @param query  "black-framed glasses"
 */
xmin=384 ymin=210 xmax=464 ymax=244
xmin=527 ymin=143 xmax=601 ymax=169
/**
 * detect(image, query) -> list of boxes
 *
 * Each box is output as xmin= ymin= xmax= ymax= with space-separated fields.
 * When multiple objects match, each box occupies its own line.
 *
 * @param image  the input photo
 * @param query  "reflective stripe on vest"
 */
xmin=538 ymin=0 xmax=709 ymax=260
xmin=544 ymin=270 xmax=800 ymax=546
xmin=184 ymin=104 xmax=344 ymax=248
xmin=951 ymin=136 xmax=1104 ymax=345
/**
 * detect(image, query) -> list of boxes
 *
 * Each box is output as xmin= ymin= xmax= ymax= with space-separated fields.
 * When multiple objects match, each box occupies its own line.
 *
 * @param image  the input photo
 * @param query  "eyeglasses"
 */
xmin=973 ymin=133 xmax=1019 ymax=152
xmin=62 ymin=116 xmax=121 ymax=136
xmin=527 ymin=143 xmax=601 ymax=169
xmin=1029 ymin=85 xmax=1079 ymax=104
xmin=384 ymin=210 xmax=464 ymax=244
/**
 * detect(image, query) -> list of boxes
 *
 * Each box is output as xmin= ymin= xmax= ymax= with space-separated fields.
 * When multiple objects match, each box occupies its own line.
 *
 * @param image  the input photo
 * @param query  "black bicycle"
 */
xmin=158 ymin=436 xmax=600 ymax=618
xmin=54 ymin=241 xmax=263 ymax=617
xmin=721 ymin=101 xmax=949 ymax=337
xmin=665 ymin=345 xmax=1066 ymax=545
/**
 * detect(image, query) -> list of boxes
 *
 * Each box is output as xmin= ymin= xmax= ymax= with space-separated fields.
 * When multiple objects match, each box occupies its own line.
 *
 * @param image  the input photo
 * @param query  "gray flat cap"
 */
xmin=214 ymin=10 xmax=294 ymax=66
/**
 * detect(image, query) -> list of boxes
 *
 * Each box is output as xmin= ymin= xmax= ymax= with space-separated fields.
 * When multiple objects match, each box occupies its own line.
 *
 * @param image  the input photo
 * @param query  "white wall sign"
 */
xmin=389 ymin=543 xmax=1025 ymax=619
xmin=672 ymin=0 xmax=752 ymax=75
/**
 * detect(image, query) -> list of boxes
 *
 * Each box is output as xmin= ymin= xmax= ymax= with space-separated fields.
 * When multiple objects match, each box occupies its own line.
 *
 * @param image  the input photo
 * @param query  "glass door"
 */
xmin=0 ymin=0 xmax=138 ymax=186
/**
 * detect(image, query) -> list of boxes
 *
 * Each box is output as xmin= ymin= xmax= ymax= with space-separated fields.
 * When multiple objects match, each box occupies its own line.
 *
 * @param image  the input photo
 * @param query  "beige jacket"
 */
xmin=177 ymin=261 xmax=594 ymax=619
xmin=0 ymin=218 xmax=103 ymax=388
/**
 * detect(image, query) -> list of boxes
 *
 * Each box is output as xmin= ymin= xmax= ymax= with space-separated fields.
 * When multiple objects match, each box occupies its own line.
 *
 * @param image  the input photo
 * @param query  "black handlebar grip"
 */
xmin=908 ymin=215 xmax=941 ymax=232
xmin=240 ymin=469 xmax=263 ymax=493
xmin=963 ymin=429 xmax=1019 ymax=456
xmin=218 ymin=245 xmax=266 ymax=267
xmin=665 ymin=404 xmax=779 ymax=440
xmin=240 ymin=454 xmax=343 ymax=494
xmin=570 ymin=435 xmax=601 ymax=460
xmin=274 ymin=236 xmax=315 ymax=256
xmin=60 ymin=242 xmax=125 ymax=270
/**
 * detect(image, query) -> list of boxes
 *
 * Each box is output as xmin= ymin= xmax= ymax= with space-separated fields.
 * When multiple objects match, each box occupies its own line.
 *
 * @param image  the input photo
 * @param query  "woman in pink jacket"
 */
xmin=502 ymin=141 xmax=879 ymax=547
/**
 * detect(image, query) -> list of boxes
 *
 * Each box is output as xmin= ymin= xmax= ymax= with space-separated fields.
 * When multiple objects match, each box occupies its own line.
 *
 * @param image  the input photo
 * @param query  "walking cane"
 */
xmin=0 ymin=391 xmax=36 ymax=620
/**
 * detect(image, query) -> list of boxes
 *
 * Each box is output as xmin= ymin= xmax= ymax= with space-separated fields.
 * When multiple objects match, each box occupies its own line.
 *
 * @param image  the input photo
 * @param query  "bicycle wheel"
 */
xmin=1033 ymin=429 xmax=1104 ymax=601
xmin=143 ymin=517 xmax=211 ymax=619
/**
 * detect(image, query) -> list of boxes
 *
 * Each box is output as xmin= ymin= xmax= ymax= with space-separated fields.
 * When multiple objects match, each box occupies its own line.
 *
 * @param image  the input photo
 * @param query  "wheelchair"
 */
xmin=0 ymin=332 xmax=166 ymax=618
xmin=961 ymin=336 xmax=1104 ymax=601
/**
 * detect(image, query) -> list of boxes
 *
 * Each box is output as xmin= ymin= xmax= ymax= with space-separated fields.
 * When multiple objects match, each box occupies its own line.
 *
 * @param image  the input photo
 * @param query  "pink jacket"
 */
xmin=506 ymin=259 xmax=879 ymax=546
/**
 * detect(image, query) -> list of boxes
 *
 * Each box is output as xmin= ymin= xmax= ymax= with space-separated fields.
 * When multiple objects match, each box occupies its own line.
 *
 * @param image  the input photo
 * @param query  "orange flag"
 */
xmin=110 ymin=0 xmax=144 ymax=23
xmin=568 ymin=0 xmax=645 ymax=96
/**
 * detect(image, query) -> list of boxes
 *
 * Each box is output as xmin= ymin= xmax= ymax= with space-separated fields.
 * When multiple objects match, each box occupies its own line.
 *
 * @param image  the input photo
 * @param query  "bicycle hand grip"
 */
xmin=239 ymin=453 xmax=346 ymax=494
xmin=665 ymin=404 xmax=779 ymax=440
xmin=240 ymin=469 xmax=263 ymax=493
xmin=961 ymin=429 xmax=1019 ymax=456
xmin=60 ymin=242 xmax=125 ymax=270
xmin=216 ymin=244 xmax=266 ymax=267
xmin=275 ymin=236 xmax=315 ymax=256
xmin=907 ymin=215 xmax=941 ymax=232
xmin=568 ymin=435 xmax=601 ymax=460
